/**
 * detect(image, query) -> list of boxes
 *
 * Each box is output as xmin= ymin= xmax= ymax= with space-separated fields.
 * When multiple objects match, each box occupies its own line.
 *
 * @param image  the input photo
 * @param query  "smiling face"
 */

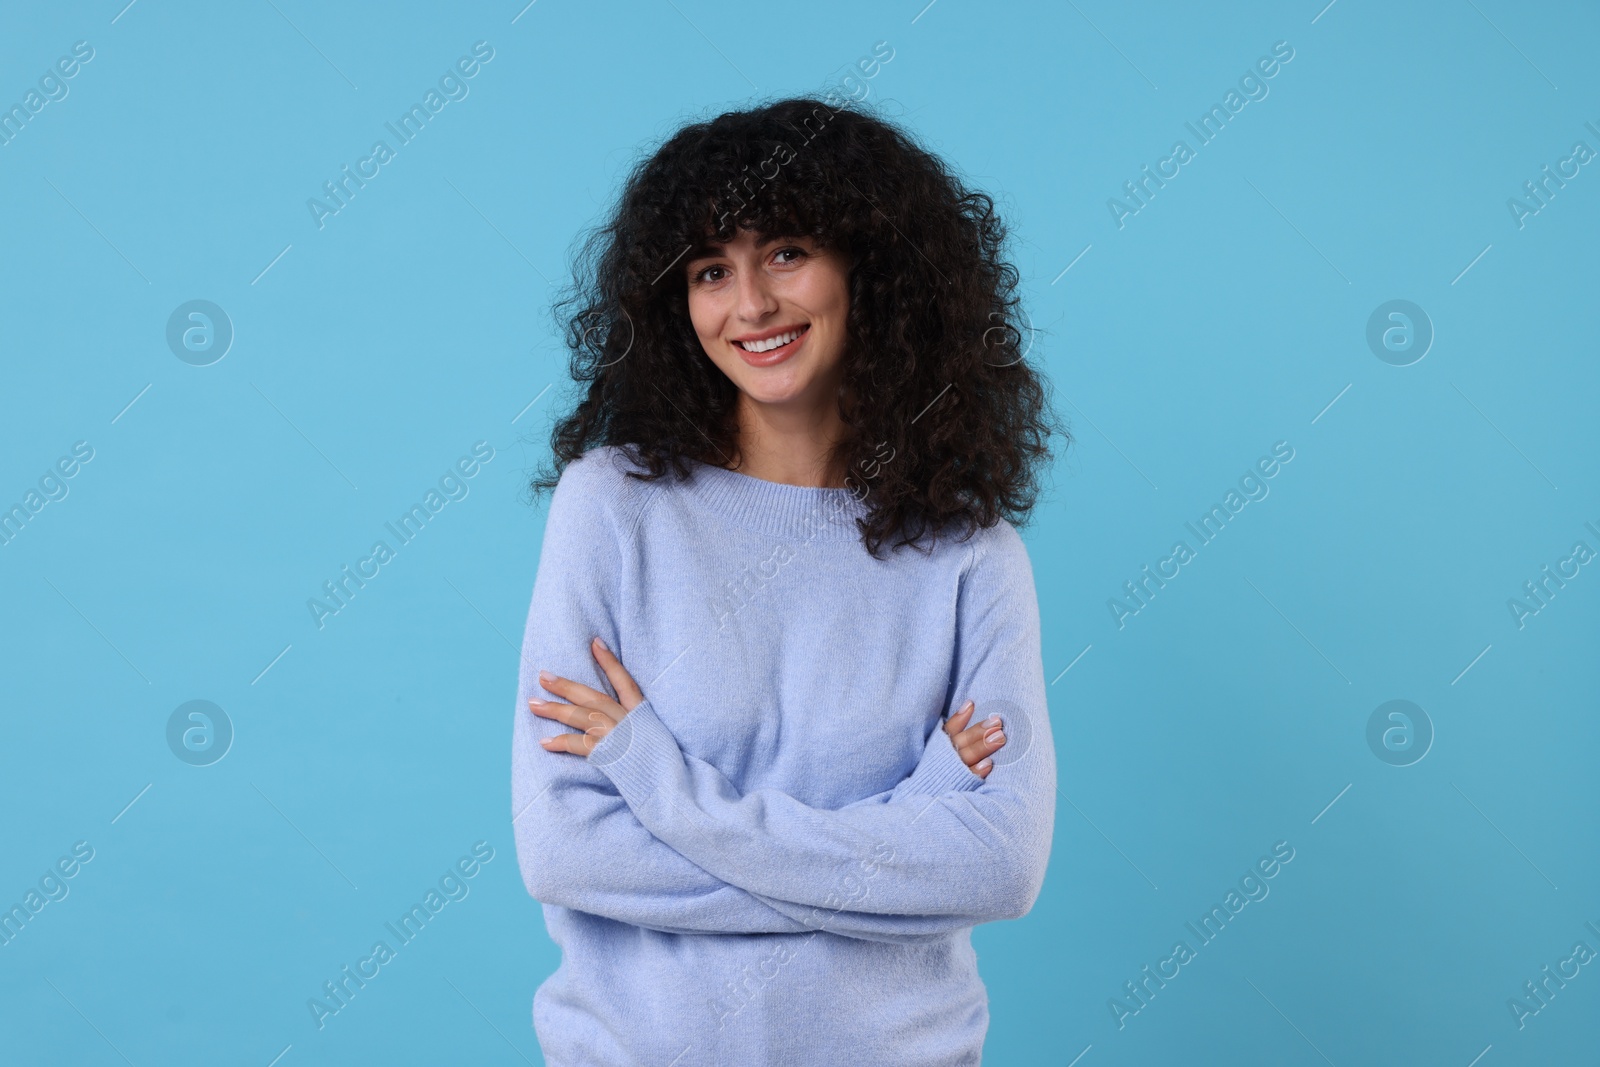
xmin=684 ymin=228 xmax=851 ymax=418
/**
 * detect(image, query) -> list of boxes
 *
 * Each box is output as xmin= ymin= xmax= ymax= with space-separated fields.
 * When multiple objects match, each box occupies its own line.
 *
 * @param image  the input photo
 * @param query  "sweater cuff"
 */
xmin=587 ymin=698 xmax=685 ymax=807
xmin=898 ymin=721 xmax=985 ymax=797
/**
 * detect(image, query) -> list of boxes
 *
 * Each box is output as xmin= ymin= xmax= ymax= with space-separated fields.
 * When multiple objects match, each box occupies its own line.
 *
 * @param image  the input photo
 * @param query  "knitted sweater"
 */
xmin=510 ymin=444 xmax=1056 ymax=1066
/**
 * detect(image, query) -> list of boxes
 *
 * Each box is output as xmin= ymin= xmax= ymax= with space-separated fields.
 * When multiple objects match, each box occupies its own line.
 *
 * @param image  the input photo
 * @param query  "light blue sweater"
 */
xmin=510 ymin=445 xmax=1057 ymax=1066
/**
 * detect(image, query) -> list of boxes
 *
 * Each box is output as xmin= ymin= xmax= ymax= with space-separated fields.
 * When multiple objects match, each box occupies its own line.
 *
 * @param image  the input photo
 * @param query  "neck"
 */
xmin=726 ymin=394 xmax=850 ymax=488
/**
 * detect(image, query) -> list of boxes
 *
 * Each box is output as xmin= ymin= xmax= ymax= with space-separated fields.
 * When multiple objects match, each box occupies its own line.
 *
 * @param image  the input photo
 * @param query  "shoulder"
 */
xmin=963 ymin=517 xmax=1033 ymax=575
xmin=553 ymin=443 xmax=653 ymax=500
xmin=545 ymin=444 xmax=662 ymax=546
xmin=955 ymin=517 xmax=1039 ymax=608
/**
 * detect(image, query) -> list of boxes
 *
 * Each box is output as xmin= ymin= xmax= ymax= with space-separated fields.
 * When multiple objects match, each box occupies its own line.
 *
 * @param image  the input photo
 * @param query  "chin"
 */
xmin=740 ymin=380 xmax=810 ymax=406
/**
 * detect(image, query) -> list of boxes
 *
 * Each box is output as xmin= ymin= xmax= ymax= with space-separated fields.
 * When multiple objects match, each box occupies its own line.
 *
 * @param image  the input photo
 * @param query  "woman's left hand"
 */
xmin=529 ymin=636 xmax=644 ymax=756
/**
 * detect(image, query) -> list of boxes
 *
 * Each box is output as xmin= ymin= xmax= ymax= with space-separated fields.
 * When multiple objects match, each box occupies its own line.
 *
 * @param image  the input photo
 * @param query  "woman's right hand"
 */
xmin=944 ymin=701 xmax=1006 ymax=778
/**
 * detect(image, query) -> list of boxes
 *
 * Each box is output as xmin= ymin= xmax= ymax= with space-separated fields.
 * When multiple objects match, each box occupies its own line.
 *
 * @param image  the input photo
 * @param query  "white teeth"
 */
xmin=737 ymin=327 xmax=803 ymax=353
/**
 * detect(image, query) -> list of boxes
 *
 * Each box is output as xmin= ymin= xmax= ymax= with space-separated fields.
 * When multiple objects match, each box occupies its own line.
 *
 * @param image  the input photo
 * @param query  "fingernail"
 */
xmin=528 ymin=698 xmax=546 ymax=708
xmin=985 ymin=729 xmax=1004 ymax=745
xmin=961 ymin=700 xmax=974 ymax=714
xmin=539 ymin=669 xmax=555 ymax=684
xmin=593 ymin=637 xmax=608 ymax=651
xmin=539 ymin=737 xmax=554 ymax=746
xmin=974 ymin=758 xmax=992 ymax=772
xmin=985 ymin=714 xmax=1001 ymax=728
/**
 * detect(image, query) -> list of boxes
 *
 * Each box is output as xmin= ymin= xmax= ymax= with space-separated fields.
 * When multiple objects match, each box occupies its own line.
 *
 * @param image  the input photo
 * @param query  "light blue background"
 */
xmin=2 ymin=1 xmax=1596 ymax=1064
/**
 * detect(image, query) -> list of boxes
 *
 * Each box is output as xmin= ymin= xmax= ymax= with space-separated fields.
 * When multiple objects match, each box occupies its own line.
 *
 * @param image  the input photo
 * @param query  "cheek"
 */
xmin=818 ymin=264 xmax=851 ymax=319
xmin=795 ymin=264 xmax=850 ymax=321
xmin=686 ymin=292 xmax=721 ymax=343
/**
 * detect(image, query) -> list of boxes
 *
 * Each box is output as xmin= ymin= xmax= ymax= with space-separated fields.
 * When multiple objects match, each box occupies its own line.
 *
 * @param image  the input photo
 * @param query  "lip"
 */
xmin=732 ymin=323 xmax=810 ymax=367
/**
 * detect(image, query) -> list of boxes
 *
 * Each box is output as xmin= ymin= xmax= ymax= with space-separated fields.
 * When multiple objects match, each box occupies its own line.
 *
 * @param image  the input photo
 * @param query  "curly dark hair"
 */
xmin=529 ymin=94 xmax=1065 ymax=557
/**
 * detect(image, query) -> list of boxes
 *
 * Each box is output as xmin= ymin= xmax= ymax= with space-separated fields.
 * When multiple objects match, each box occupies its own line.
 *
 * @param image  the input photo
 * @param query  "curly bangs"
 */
xmin=532 ymin=95 xmax=1064 ymax=557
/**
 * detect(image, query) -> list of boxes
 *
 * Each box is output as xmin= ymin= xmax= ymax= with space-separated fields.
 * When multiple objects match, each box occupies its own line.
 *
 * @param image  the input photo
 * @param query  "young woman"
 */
xmin=512 ymin=95 xmax=1063 ymax=1066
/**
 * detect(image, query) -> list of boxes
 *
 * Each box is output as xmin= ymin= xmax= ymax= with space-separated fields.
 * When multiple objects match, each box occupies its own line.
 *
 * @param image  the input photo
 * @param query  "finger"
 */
xmin=580 ymin=708 xmax=614 ymax=743
xmin=957 ymin=728 xmax=1006 ymax=766
xmin=952 ymin=724 xmax=984 ymax=748
xmin=590 ymin=638 xmax=645 ymax=711
xmin=538 ymin=732 xmax=588 ymax=756
xmin=944 ymin=701 xmax=975 ymax=736
xmin=539 ymin=715 xmax=610 ymax=756
xmin=972 ymin=757 xmax=993 ymax=778
xmin=529 ymin=699 xmax=590 ymax=730
xmin=954 ymin=722 xmax=1006 ymax=752
xmin=961 ymin=714 xmax=1005 ymax=745
xmin=538 ymin=670 xmax=622 ymax=722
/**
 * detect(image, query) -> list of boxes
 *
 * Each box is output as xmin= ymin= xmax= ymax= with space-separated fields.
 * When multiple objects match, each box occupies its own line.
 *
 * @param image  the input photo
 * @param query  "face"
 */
xmin=684 ymin=228 xmax=850 ymax=414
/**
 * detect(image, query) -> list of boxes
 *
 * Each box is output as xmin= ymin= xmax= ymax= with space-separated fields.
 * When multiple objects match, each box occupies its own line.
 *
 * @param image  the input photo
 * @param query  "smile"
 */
xmin=734 ymin=324 xmax=810 ymax=353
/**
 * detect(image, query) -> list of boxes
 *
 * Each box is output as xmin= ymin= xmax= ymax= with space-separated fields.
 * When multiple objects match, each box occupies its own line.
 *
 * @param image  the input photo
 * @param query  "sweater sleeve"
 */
xmin=720 ymin=721 xmax=990 ymax=940
xmin=511 ymin=450 xmax=984 ymax=940
xmin=512 ymin=451 xmax=806 ymax=935
xmin=587 ymin=523 xmax=1057 ymax=928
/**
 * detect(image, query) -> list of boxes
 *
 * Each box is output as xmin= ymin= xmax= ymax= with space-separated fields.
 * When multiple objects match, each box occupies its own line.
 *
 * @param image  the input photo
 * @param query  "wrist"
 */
xmin=898 ymin=722 xmax=986 ymax=797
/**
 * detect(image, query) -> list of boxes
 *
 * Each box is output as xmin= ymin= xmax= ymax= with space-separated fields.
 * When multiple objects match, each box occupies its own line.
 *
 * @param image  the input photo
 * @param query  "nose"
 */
xmin=734 ymin=265 xmax=779 ymax=324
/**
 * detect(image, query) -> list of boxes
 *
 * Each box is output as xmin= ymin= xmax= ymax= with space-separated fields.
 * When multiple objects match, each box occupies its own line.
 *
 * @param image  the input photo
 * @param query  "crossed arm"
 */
xmin=513 ymin=682 xmax=1003 ymax=942
xmin=510 ymin=464 xmax=1055 ymax=943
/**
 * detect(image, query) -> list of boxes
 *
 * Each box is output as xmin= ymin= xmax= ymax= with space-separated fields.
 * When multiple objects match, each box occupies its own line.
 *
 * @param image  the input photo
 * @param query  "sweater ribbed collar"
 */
xmin=677 ymin=456 xmax=872 ymax=542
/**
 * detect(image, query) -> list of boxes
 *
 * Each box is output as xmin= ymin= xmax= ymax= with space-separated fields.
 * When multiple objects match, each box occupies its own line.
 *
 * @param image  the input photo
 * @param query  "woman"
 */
xmin=512 ymin=95 xmax=1063 ymax=1066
